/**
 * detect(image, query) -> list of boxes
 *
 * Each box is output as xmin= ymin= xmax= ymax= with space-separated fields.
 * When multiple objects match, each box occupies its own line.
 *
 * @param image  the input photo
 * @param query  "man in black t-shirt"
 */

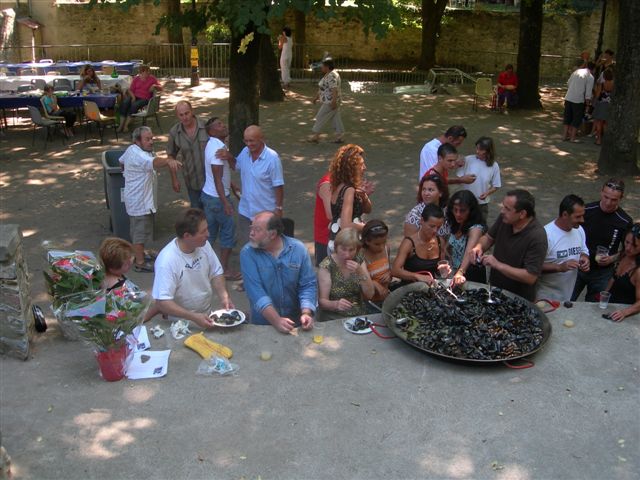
xmin=571 ymin=178 xmax=632 ymax=302
xmin=470 ymin=189 xmax=547 ymax=302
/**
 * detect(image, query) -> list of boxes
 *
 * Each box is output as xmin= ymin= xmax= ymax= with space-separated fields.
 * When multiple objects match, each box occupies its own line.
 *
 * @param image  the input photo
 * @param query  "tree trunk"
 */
xmin=166 ymin=0 xmax=187 ymax=69
xmin=294 ymin=10 xmax=306 ymax=69
xmin=597 ymin=0 xmax=640 ymax=175
xmin=229 ymin=31 xmax=260 ymax=155
xmin=516 ymin=0 xmax=543 ymax=109
xmin=258 ymin=33 xmax=285 ymax=102
xmin=418 ymin=0 xmax=447 ymax=71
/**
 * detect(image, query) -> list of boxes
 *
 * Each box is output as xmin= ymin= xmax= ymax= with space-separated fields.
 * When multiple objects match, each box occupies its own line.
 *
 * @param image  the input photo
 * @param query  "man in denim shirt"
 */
xmin=240 ymin=211 xmax=317 ymax=333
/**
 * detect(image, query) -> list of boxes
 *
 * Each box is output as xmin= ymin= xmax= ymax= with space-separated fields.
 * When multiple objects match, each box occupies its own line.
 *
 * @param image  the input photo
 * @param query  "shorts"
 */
xmin=201 ymin=192 xmax=236 ymax=249
xmin=563 ymin=100 xmax=585 ymax=129
xmin=130 ymin=214 xmax=153 ymax=244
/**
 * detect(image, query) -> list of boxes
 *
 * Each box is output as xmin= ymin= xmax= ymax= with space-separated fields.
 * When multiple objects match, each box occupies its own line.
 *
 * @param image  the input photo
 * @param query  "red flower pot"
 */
xmin=95 ymin=344 xmax=129 ymax=381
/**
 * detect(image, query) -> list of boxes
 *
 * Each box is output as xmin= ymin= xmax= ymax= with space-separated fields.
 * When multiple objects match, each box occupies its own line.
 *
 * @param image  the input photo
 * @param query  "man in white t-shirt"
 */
xmin=152 ymin=208 xmax=233 ymax=329
xmin=200 ymin=117 xmax=241 ymax=280
xmin=119 ymin=126 xmax=181 ymax=273
xmin=419 ymin=125 xmax=467 ymax=180
xmin=537 ymin=194 xmax=590 ymax=302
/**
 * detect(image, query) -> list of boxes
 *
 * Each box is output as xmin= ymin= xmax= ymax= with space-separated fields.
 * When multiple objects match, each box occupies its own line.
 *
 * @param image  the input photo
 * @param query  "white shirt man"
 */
xmin=537 ymin=195 xmax=590 ymax=302
xmin=119 ymin=126 xmax=180 ymax=271
xmin=234 ymin=125 xmax=284 ymax=245
xmin=152 ymin=208 xmax=232 ymax=329
xmin=418 ymin=125 xmax=467 ymax=180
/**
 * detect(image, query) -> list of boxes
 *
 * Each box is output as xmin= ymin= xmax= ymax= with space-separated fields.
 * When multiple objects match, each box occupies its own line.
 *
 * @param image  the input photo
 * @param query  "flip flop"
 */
xmin=233 ymin=282 xmax=245 ymax=292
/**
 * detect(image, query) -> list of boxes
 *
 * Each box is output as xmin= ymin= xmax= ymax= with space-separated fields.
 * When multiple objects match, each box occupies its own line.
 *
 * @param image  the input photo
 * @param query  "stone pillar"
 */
xmin=0 ymin=225 xmax=33 ymax=360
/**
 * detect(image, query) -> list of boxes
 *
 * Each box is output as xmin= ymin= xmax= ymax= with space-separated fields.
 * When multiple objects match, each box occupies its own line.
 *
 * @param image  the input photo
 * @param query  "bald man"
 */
xmin=232 ymin=125 xmax=285 ymax=246
xmin=167 ymin=100 xmax=209 ymax=209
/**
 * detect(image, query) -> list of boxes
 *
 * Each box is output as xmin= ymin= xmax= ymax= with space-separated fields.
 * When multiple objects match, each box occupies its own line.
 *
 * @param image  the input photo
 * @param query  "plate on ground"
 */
xmin=209 ymin=309 xmax=246 ymax=328
xmin=343 ymin=317 xmax=372 ymax=335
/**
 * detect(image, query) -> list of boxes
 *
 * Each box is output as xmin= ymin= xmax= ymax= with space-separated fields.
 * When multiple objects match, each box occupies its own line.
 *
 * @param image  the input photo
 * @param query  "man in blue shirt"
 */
xmin=240 ymin=211 xmax=316 ymax=333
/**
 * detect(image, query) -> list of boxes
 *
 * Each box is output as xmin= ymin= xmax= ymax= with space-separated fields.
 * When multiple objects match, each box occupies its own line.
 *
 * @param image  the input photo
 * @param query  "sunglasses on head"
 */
xmin=368 ymin=225 xmax=388 ymax=234
xmin=605 ymin=182 xmax=624 ymax=192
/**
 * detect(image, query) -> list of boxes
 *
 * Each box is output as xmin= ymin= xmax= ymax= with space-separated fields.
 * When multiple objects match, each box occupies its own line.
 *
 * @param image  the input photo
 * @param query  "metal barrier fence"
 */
xmin=0 ymin=43 xmax=574 ymax=86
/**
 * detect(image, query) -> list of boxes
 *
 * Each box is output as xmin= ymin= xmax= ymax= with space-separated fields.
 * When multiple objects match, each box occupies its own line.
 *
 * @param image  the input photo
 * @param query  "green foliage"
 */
xmin=205 ymin=22 xmax=232 ymax=43
xmin=89 ymin=0 xmax=401 ymax=40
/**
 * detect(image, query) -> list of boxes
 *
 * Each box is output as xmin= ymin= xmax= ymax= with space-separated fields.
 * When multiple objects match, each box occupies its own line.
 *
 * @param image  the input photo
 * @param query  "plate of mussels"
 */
xmin=209 ymin=309 xmax=246 ymax=327
xmin=343 ymin=317 xmax=372 ymax=335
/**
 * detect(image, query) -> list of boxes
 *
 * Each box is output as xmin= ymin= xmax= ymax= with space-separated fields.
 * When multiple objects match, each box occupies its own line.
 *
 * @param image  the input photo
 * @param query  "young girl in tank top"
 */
xmin=361 ymin=220 xmax=392 ymax=304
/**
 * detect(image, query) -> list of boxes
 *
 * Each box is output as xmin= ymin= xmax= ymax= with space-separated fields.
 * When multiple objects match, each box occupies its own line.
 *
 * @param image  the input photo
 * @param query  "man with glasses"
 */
xmin=571 ymin=179 xmax=632 ymax=302
xmin=470 ymin=189 xmax=547 ymax=302
xmin=239 ymin=211 xmax=316 ymax=333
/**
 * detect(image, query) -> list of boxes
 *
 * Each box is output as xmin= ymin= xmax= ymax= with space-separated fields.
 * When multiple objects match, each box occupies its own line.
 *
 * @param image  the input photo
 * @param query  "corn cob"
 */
xmin=184 ymin=332 xmax=233 ymax=359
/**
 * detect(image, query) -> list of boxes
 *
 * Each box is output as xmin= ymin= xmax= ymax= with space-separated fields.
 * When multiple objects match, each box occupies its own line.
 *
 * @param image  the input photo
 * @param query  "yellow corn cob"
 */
xmin=184 ymin=333 xmax=233 ymax=359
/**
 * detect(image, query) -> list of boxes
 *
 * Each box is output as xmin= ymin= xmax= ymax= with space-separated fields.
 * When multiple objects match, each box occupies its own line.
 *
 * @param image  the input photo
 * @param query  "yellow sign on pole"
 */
xmin=190 ymin=47 xmax=199 ymax=67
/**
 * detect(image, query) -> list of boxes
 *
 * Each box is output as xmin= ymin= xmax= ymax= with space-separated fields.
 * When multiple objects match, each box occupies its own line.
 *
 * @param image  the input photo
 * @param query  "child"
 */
xmin=98 ymin=237 xmax=159 ymax=321
xmin=361 ymin=220 xmax=392 ymax=304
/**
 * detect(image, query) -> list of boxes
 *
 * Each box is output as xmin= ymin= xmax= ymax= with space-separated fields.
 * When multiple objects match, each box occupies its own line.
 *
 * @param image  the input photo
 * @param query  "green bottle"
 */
xmin=111 ymin=68 xmax=118 ymax=78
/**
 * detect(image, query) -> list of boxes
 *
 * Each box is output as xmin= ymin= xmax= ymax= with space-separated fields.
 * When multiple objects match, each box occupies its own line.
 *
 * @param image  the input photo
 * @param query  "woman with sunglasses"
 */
xmin=327 ymin=144 xmax=373 ymax=253
xmin=605 ymin=223 xmax=640 ymax=321
xmin=403 ymin=174 xmax=449 ymax=237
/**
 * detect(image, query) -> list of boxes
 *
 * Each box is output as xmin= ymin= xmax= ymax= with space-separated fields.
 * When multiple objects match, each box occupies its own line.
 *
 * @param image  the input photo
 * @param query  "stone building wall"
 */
xmin=0 ymin=225 xmax=33 ymax=360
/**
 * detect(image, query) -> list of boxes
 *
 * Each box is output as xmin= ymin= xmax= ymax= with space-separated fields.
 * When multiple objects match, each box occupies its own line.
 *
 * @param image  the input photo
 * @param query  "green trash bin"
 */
xmin=101 ymin=150 xmax=130 ymax=241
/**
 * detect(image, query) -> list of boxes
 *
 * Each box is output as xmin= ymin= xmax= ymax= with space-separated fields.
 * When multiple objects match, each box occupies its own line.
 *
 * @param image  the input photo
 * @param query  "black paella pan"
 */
xmin=380 ymin=281 xmax=552 ymax=365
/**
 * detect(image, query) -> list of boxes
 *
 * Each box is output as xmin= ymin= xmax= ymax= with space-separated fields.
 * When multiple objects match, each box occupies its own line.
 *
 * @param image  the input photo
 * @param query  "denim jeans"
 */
xmin=187 ymin=187 xmax=203 ymax=210
xmin=571 ymin=266 xmax=614 ymax=302
xmin=201 ymin=192 xmax=235 ymax=249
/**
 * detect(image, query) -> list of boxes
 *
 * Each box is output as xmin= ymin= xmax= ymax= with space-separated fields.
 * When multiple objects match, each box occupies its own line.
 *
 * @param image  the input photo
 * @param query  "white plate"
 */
xmin=209 ymin=309 xmax=246 ymax=328
xmin=343 ymin=317 xmax=372 ymax=335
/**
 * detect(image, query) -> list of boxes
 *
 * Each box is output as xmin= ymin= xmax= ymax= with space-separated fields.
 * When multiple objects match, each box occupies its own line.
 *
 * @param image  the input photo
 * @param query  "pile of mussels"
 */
xmin=391 ymin=286 xmax=545 ymax=360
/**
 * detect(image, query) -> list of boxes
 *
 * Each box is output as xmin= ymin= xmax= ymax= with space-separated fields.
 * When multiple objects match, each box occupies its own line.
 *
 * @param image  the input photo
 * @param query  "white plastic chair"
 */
xmin=472 ymin=77 xmax=495 ymax=112
xmin=131 ymin=95 xmax=162 ymax=131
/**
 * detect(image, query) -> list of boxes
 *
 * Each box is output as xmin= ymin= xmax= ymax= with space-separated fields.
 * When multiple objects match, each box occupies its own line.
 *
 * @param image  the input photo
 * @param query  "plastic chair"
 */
xmin=472 ymin=77 xmax=495 ymax=112
xmin=17 ymin=84 xmax=36 ymax=92
xmin=38 ymin=59 xmax=54 ymax=64
xmin=130 ymin=95 xmax=162 ymax=131
xmin=28 ymin=105 xmax=65 ymax=149
xmin=39 ymin=97 xmax=65 ymax=123
xmin=83 ymin=100 xmax=118 ymax=144
xmin=45 ymin=70 xmax=61 ymax=76
xmin=53 ymin=78 xmax=73 ymax=91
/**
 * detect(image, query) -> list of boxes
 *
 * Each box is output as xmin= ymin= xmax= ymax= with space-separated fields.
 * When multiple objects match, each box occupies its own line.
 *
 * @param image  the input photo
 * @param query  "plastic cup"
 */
xmin=312 ymin=321 xmax=325 ymax=344
xmin=599 ymin=291 xmax=611 ymax=309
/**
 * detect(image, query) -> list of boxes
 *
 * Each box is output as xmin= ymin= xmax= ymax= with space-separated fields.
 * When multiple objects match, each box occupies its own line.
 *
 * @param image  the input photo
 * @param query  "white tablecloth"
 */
xmin=0 ymin=74 xmax=131 ymax=92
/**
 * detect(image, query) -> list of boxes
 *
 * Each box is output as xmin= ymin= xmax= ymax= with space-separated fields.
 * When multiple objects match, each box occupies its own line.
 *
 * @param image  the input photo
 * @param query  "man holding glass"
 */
xmin=571 ymin=179 xmax=632 ymax=302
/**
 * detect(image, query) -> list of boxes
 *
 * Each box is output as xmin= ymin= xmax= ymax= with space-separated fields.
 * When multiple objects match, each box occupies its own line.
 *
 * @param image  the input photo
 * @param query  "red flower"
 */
xmin=117 ymin=311 xmax=127 ymax=318
xmin=106 ymin=314 xmax=117 ymax=323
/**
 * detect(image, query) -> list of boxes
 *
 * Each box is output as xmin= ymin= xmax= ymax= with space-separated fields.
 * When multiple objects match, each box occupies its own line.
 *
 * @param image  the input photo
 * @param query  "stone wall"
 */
xmin=0 ymin=225 xmax=33 ymax=360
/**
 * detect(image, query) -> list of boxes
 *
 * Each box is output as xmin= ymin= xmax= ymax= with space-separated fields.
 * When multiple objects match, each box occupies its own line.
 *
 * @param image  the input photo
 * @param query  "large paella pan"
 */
xmin=381 ymin=281 xmax=552 ymax=364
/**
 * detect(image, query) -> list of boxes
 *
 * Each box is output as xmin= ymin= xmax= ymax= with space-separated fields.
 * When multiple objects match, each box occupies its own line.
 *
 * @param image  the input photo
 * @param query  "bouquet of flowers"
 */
xmin=44 ymin=250 xmax=104 ymax=308
xmin=55 ymin=281 xmax=150 ymax=351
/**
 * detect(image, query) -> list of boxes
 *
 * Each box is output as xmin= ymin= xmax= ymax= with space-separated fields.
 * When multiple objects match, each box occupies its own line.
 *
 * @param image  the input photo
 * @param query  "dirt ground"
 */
xmin=1 ymin=78 xmax=639 ymax=479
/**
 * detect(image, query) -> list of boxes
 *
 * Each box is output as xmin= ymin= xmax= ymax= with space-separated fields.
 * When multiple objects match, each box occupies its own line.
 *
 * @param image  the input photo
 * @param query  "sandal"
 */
xmin=233 ymin=282 xmax=245 ymax=292
xmin=224 ymin=271 xmax=243 ymax=281
xmin=133 ymin=261 xmax=154 ymax=273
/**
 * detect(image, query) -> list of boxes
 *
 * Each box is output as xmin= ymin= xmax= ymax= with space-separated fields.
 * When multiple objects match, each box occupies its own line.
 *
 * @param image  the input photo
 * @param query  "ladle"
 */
xmin=368 ymin=300 xmax=409 ymax=326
